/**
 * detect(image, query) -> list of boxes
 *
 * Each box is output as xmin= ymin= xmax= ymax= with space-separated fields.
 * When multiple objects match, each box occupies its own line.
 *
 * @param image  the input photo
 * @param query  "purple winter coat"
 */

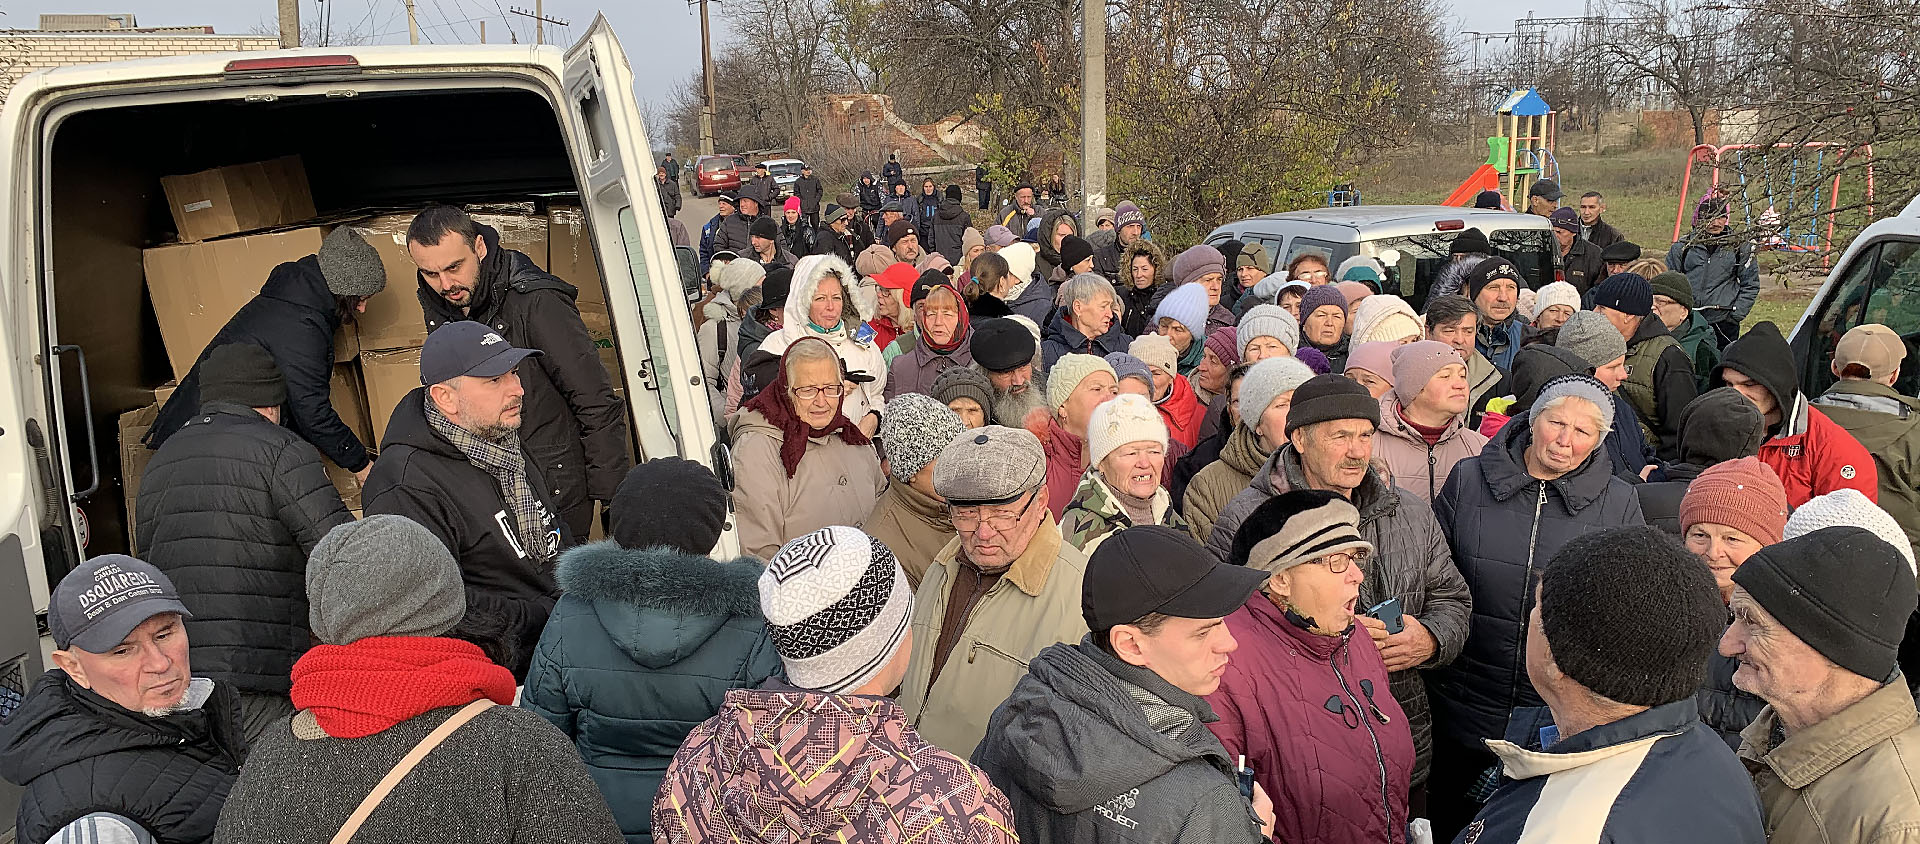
xmin=1207 ymin=594 xmax=1413 ymax=844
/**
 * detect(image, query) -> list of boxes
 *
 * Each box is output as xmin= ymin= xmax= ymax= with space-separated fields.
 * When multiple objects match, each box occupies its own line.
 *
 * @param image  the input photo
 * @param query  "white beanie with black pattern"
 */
xmin=759 ymin=526 xmax=915 ymax=693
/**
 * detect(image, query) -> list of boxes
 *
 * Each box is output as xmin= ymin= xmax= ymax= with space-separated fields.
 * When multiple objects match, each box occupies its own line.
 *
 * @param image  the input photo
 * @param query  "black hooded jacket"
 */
xmin=1637 ymin=387 xmax=1767 ymax=536
xmin=362 ymin=388 xmax=571 ymax=680
xmin=135 ymin=403 xmax=354 ymax=694
xmin=792 ymin=173 xmax=823 ymax=213
xmin=416 ymin=224 xmax=631 ymax=527
xmin=934 ymin=199 xmax=972 ymax=263
xmin=147 ymin=255 xmax=368 ymax=471
xmin=0 ymin=672 xmax=245 ymax=844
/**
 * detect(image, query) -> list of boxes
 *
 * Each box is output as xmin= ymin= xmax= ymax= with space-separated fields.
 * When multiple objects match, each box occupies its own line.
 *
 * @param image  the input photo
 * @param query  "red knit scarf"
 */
xmin=916 ymin=286 xmax=972 ymax=355
xmin=742 ymin=343 xmax=871 ymax=478
xmin=290 ymin=637 xmax=517 ymax=739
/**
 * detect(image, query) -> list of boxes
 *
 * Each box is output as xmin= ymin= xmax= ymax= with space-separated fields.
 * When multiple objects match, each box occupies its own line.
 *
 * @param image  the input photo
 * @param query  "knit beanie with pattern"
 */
xmin=1087 ymin=394 xmax=1169 ymax=467
xmin=1238 ymin=304 xmax=1299 ymax=355
xmin=879 ymin=393 xmax=967 ymax=483
xmin=1298 ymin=285 xmax=1350 ymax=326
xmin=1205 ymin=326 xmax=1241 ymax=368
xmin=1679 ymin=457 xmax=1789 ymax=546
xmin=1540 ymin=526 xmax=1725 ymax=706
xmin=930 ymin=365 xmax=993 ymax=419
xmin=1786 ymin=488 xmax=1916 ymax=572
xmin=759 ymin=526 xmax=915 ymax=693
xmin=1047 ymin=353 xmax=1117 ymax=412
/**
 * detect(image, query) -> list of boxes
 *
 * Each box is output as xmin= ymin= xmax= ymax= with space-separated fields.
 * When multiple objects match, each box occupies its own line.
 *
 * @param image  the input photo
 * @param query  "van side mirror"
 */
xmin=674 ymin=246 xmax=701 ymax=302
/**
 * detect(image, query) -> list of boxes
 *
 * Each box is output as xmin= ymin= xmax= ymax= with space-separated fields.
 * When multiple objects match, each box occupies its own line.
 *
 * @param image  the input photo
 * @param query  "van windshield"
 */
xmin=1369 ymin=229 xmax=1555 ymax=309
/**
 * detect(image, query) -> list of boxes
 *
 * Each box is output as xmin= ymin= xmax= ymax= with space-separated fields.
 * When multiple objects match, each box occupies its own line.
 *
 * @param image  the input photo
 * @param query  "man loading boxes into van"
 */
xmin=404 ymin=205 xmax=631 ymax=539
xmin=145 ymin=227 xmax=389 ymax=481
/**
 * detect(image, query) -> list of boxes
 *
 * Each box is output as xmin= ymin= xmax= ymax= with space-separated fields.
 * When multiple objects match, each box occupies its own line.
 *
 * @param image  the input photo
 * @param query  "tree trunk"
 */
xmin=1690 ymin=106 xmax=1707 ymax=146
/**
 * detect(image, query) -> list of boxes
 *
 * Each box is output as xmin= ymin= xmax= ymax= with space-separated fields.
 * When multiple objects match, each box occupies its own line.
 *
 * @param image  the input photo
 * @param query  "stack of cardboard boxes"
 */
xmin=122 ymin=156 xmax=615 ymax=545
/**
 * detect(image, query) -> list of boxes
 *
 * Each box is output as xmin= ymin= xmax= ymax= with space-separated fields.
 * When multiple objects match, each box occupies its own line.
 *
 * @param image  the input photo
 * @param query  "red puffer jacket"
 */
xmin=1155 ymin=374 xmax=1207 ymax=449
xmin=1207 ymin=594 xmax=1413 ymax=844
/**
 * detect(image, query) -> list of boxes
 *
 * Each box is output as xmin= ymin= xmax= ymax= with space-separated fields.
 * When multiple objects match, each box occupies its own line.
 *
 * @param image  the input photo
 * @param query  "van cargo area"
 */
xmin=45 ymin=86 xmax=626 ymax=566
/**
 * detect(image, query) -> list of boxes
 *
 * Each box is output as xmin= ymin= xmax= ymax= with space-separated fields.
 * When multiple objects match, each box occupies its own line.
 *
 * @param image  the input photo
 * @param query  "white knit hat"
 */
xmin=1087 ymin=394 xmax=1168 ymax=467
xmin=1238 ymin=304 xmax=1299 ymax=356
xmin=1237 ymin=356 xmax=1317 ymax=430
xmin=759 ymin=526 xmax=915 ymax=693
xmin=1786 ymin=489 xmax=1916 ymax=573
xmin=1046 ymin=353 xmax=1117 ymax=412
xmin=1348 ymin=294 xmax=1423 ymax=345
xmin=1130 ymin=333 xmax=1178 ymax=376
xmin=1533 ymin=281 xmax=1581 ymax=324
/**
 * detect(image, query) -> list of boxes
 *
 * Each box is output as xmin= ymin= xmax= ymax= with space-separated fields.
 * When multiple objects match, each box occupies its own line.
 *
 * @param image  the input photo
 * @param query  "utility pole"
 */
xmin=277 ymin=0 xmax=299 ymax=48
xmin=480 ymin=20 xmax=486 ymax=43
xmin=405 ymin=0 xmax=419 ymax=44
xmin=1080 ymin=0 xmax=1107 ymax=212
xmin=510 ymin=5 xmax=570 ymax=45
xmin=698 ymin=0 xmax=717 ymax=155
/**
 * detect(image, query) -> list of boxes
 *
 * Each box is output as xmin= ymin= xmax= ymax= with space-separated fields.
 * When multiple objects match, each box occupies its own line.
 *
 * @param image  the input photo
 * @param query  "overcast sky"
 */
xmin=7 ymin=0 xmax=1552 ymax=110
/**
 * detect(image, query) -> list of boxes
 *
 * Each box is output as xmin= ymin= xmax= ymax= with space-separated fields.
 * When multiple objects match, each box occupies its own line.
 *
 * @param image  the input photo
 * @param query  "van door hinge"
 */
xmin=635 ymin=360 xmax=659 ymax=390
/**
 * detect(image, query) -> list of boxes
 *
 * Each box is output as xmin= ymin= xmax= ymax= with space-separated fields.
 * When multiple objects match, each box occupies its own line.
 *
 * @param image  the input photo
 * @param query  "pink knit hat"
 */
xmin=783 ymin=195 xmax=802 ymax=212
xmin=1680 ymin=457 xmax=1790 ymax=545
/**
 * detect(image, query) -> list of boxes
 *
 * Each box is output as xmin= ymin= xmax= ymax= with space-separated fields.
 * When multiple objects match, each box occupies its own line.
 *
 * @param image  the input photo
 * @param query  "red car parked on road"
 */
xmin=694 ymin=154 xmax=748 ymax=197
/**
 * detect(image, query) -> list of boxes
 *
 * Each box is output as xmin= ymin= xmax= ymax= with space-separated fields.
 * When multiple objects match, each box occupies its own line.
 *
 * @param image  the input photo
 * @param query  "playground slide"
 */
xmin=1444 ymin=164 xmax=1500 ymax=207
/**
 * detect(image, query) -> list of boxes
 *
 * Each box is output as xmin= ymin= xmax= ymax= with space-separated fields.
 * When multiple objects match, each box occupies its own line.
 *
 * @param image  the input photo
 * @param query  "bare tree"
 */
xmin=1604 ymin=0 xmax=1750 ymax=146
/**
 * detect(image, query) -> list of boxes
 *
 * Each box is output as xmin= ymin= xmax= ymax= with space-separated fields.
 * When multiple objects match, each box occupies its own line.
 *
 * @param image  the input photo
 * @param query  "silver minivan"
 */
xmin=0 ymin=20 xmax=718 ymax=802
xmin=1206 ymin=206 xmax=1557 ymax=309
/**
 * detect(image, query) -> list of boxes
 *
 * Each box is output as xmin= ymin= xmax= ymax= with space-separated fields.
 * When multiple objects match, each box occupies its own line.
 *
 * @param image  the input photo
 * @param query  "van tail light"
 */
xmin=225 ymin=55 xmax=361 ymax=74
xmin=1434 ymin=219 xmax=1465 ymax=231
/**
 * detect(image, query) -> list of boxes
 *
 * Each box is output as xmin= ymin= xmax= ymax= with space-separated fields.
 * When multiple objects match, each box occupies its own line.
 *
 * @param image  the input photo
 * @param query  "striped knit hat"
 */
xmin=759 ymin=526 xmax=914 ymax=693
xmin=1228 ymin=489 xmax=1374 ymax=574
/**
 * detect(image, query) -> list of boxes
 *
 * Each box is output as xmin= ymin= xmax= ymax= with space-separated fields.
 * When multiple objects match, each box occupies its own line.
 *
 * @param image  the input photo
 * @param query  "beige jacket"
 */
xmin=1372 ymin=393 xmax=1489 ymax=504
xmin=1740 ymin=678 xmax=1920 ymax=844
xmin=899 ymin=519 xmax=1089 ymax=756
xmin=863 ymin=481 xmax=956 ymax=589
xmin=728 ymin=409 xmax=886 ymax=560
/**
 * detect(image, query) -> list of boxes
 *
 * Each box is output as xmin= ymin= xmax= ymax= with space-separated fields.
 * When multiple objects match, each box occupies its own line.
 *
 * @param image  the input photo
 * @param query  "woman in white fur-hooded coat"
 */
xmin=758 ymin=254 xmax=889 ymax=429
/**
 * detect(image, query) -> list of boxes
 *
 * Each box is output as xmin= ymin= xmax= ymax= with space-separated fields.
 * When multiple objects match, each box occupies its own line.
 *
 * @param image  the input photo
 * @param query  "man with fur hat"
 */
xmin=148 ymin=226 xmax=388 ymax=481
xmin=867 ymin=394 xmax=969 ymax=586
xmin=136 ymin=344 xmax=354 ymax=741
xmin=1593 ymin=271 xmax=1699 ymax=461
xmin=212 ymin=516 xmax=623 ymax=844
xmin=900 ymin=426 xmax=1092 ymax=756
xmin=1716 ymin=321 xmax=1877 ymax=506
xmin=1725 ymin=522 xmax=1920 ymax=844
xmin=656 ymin=526 xmax=1016 ymax=844
xmin=1460 ymin=526 xmax=1763 ymax=844
xmin=524 ymin=458 xmax=780 ymax=844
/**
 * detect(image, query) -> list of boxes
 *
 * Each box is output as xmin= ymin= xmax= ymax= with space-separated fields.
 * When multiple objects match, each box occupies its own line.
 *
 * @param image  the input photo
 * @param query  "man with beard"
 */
xmin=406 ymin=205 xmax=630 ymax=541
xmin=971 ymin=317 xmax=1050 ymax=428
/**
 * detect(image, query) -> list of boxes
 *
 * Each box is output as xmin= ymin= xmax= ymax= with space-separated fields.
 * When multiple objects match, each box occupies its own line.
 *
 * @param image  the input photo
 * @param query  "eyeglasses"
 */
xmin=1296 ymin=269 xmax=1331 ymax=281
xmin=952 ymin=491 xmax=1038 ymax=532
xmin=1316 ymin=549 xmax=1369 ymax=574
xmin=789 ymin=383 xmax=847 ymax=401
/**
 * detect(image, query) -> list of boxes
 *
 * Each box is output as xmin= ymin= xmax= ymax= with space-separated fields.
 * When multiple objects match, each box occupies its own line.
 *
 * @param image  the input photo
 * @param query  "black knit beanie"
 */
xmin=1285 ymin=373 xmax=1380 ymax=438
xmin=1540 ymin=526 xmax=1724 ymax=706
xmin=609 ymin=457 xmax=729 ymax=555
xmin=201 ymin=343 xmax=287 ymax=409
xmin=1733 ymin=526 xmax=1918 ymax=683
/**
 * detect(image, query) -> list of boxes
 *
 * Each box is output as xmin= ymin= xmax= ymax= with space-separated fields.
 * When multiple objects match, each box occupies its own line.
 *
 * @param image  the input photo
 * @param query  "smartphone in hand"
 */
xmin=1365 ymin=597 xmax=1404 ymax=634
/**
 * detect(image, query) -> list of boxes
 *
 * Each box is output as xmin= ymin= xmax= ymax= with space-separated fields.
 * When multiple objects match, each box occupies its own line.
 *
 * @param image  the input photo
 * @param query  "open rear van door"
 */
xmin=561 ymin=17 xmax=720 ymax=482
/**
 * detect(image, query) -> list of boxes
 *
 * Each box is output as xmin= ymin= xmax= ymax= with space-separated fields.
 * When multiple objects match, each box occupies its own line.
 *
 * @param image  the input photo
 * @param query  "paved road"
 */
xmin=675 ymin=193 xmax=721 ymax=233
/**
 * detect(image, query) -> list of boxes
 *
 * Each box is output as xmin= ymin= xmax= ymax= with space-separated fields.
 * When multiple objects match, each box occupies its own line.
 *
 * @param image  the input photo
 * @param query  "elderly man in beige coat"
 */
xmin=1724 ymin=515 xmax=1920 ymax=844
xmin=899 ymin=425 xmax=1090 ymax=756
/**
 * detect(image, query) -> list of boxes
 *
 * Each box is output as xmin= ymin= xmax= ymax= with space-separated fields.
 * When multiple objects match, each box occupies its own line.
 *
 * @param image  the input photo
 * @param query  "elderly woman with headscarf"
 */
xmin=1041 ymin=273 xmax=1131 ymax=367
xmin=758 ymin=255 xmax=888 ymax=436
xmin=1209 ymin=490 xmax=1415 ymax=844
xmin=730 ymin=336 xmax=886 ymax=559
xmin=884 ymin=272 xmax=974 ymax=399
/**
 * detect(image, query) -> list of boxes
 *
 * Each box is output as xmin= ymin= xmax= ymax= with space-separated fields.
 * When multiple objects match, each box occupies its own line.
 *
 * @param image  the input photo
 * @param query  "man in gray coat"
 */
xmin=1205 ymin=374 xmax=1472 ymax=807
xmin=974 ymin=526 xmax=1273 ymax=844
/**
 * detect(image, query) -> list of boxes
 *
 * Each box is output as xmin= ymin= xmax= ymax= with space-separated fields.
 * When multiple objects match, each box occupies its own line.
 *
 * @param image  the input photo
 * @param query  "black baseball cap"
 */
xmin=1530 ymin=179 xmax=1564 ymax=201
xmin=1083 ymin=526 xmax=1267 ymax=631
xmin=50 ymin=555 xmax=193 ymax=653
xmin=420 ymin=320 xmax=542 ymax=385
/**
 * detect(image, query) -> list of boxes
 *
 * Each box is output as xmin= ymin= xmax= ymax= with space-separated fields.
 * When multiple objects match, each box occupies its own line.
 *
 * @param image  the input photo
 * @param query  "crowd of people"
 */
xmin=3 ymin=161 xmax=1919 ymax=844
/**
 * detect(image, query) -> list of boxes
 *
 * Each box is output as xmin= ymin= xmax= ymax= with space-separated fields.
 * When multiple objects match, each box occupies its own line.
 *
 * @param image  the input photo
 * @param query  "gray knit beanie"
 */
xmin=1532 ymin=374 xmax=1616 ymax=431
xmin=307 ymin=515 xmax=465 ymax=645
xmin=318 ymin=226 xmax=389 ymax=299
xmin=1237 ymin=356 xmax=1316 ymax=430
xmin=930 ymin=365 xmax=993 ymax=419
xmin=1555 ymin=310 xmax=1628 ymax=369
xmin=880 ymin=393 xmax=967 ymax=483
xmin=1238 ymin=305 xmax=1300 ymax=355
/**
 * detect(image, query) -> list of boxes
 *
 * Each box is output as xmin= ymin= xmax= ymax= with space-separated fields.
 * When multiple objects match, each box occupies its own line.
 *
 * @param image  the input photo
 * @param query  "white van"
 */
xmin=0 ymin=20 xmax=718 ymax=806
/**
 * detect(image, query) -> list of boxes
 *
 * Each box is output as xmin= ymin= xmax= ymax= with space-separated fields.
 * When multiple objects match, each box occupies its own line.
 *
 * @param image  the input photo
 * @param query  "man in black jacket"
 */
xmin=793 ymin=163 xmax=823 ymax=225
xmin=136 ymin=344 xmax=353 ymax=741
xmin=363 ymin=321 xmax=571 ymax=679
xmin=1577 ymin=190 xmax=1625 ymax=248
xmin=405 ymin=206 xmax=630 ymax=539
xmin=1551 ymin=208 xmax=1606 ymax=295
xmin=0 ymin=555 xmax=246 ymax=844
xmin=816 ymin=205 xmax=859 ymax=263
xmin=146 ymin=227 xmax=388 ymax=481
xmin=714 ymin=194 xmax=761 ymax=257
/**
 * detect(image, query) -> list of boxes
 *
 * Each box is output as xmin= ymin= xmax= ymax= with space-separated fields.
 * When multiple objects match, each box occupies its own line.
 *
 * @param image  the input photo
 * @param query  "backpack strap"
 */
xmin=328 ymin=699 xmax=495 ymax=844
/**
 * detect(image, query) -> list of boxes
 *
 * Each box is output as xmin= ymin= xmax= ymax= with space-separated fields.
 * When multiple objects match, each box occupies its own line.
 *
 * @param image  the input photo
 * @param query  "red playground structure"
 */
xmin=1672 ymin=142 xmax=1875 ymax=266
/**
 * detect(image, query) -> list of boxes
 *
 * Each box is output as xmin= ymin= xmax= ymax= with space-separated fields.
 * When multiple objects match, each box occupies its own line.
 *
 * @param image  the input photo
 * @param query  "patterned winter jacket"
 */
xmin=1061 ymin=469 xmax=1189 ymax=555
xmin=652 ymin=687 xmax=1017 ymax=844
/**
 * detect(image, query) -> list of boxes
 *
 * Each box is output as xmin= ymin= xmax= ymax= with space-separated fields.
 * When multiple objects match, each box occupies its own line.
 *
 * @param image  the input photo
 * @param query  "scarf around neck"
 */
xmin=741 ymin=343 xmax=872 ymax=478
xmin=426 ymin=400 xmax=556 ymax=565
xmin=290 ymin=636 xmax=517 ymax=739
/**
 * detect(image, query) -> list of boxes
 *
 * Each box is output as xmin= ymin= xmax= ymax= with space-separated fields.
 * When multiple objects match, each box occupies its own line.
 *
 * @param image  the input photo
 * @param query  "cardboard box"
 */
xmin=143 ymin=226 xmax=327 ymax=381
xmin=349 ymin=215 xmax=429 ymax=351
xmin=578 ymin=302 xmax=621 ymax=383
xmin=332 ymin=362 xmax=374 ymax=448
xmin=153 ymin=381 xmax=178 ymax=408
xmin=360 ymin=347 xmax=422 ymax=446
xmin=119 ymin=404 xmax=160 ymax=550
xmin=472 ymin=211 xmax=549 ymax=269
xmin=548 ymin=205 xmax=606 ymax=306
xmin=160 ymin=156 xmax=317 ymax=243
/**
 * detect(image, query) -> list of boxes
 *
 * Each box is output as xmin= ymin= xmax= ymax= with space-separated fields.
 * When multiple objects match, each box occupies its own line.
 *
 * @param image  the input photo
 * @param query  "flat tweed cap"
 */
xmin=933 ymin=424 xmax=1046 ymax=506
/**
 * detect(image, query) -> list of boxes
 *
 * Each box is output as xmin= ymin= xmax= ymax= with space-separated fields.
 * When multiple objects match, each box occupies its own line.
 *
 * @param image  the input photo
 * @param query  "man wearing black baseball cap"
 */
xmin=0 ymin=555 xmax=245 ymax=844
xmin=1527 ymin=178 xmax=1564 ymax=217
xmin=363 ymin=320 xmax=567 ymax=679
xmin=974 ymin=526 xmax=1273 ymax=844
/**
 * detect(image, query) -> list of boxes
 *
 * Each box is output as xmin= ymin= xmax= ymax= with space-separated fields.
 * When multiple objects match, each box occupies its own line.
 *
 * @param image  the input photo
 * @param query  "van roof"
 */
xmin=1238 ymin=205 xmax=1551 ymax=229
xmin=13 ymin=44 xmax=566 ymax=95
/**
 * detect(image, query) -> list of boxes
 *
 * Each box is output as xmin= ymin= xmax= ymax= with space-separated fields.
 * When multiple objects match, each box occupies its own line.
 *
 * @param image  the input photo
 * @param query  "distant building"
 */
xmin=0 ymin=14 xmax=278 ymax=101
